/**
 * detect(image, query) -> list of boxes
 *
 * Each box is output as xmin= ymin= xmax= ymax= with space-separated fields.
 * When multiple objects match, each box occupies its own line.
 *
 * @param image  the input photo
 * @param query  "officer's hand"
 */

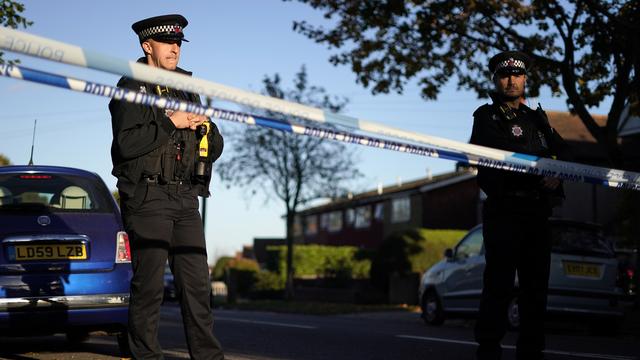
xmin=169 ymin=111 xmax=193 ymax=129
xmin=187 ymin=114 xmax=207 ymax=130
xmin=541 ymin=177 xmax=560 ymax=190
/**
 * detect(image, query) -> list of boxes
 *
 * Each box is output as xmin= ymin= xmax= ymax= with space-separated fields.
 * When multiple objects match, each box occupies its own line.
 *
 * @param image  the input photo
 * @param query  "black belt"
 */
xmin=143 ymin=175 xmax=187 ymax=186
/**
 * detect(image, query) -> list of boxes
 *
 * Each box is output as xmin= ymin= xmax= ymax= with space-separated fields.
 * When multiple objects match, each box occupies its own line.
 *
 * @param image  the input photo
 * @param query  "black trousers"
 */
xmin=121 ymin=183 xmax=224 ymax=360
xmin=475 ymin=199 xmax=551 ymax=360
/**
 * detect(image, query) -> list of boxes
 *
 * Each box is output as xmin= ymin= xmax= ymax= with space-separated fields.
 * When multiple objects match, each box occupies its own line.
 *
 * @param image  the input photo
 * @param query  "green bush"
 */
xmin=265 ymin=245 xmax=372 ymax=281
xmin=211 ymin=256 xmax=234 ymax=280
xmin=370 ymin=228 xmax=466 ymax=291
xmin=252 ymin=271 xmax=285 ymax=291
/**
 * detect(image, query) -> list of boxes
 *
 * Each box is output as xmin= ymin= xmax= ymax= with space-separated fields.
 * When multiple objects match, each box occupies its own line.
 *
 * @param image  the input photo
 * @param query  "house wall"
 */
xmin=422 ymin=178 xmax=480 ymax=229
xmin=299 ymin=175 xmax=481 ymax=249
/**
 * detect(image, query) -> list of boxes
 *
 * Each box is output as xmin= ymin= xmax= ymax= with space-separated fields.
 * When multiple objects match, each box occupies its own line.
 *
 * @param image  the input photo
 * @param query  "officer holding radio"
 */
xmin=109 ymin=14 xmax=224 ymax=359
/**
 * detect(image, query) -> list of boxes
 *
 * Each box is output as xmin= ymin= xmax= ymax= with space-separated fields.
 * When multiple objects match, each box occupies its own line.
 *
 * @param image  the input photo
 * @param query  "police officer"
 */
xmin=109 ymin=14 xmax=224 ymax=359
xmin=470 ymin=51 xmax=569 ymax=360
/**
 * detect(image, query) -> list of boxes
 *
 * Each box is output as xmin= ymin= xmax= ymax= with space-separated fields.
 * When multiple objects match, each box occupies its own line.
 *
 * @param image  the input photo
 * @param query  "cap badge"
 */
xmin=512 ymin=125 xmax=524 ymax=137
xmin=174 ymin=25 xmax=182 ymax=34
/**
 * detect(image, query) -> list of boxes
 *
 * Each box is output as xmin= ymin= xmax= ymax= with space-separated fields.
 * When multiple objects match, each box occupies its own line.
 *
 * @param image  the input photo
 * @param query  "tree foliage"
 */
xmin=289 ymin=0 xmax=639 ymax=166
xmin=0 ymin=0 xmax=33 ymax=64
xmin=217 ymin=65 xmax=362 ymax=297
xmin=0 ymin=154 xmax=10 ymax=166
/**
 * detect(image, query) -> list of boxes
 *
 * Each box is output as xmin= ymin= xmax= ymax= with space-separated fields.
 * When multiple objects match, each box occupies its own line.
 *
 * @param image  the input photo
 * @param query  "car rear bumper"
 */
xmin=0 ymin=294 xmax=129 ymax=333
xmin=0 ymin=293 xmax=129 ymax=311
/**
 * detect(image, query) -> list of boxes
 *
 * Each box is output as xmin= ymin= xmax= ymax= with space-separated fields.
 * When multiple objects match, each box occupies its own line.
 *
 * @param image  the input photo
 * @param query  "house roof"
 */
xmin=546 ymin=111 xmax=607 ymax=143
xmin=298 ymin=170 xmax=477 ymax=215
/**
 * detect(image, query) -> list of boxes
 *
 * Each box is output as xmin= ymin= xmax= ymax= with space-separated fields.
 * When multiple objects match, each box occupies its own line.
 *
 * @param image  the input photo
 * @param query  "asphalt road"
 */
xmin=0 ymin=303 xmax=638 ymax=360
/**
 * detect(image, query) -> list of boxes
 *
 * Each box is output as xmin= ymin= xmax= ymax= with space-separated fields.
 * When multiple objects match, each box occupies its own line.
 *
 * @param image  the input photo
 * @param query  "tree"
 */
xmin=217 ymin=66 xmax=362 ymax=298
xmin=289 ymin=0 xmax=639 ymax=167
xmin=0 ymin=1 xmax=33 ymax=64
xmin=0 ymin=154 xmax=10 ymax=166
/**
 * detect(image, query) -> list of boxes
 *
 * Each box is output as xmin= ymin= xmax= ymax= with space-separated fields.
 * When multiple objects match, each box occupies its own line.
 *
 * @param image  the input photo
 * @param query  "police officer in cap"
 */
xmin=109 ymin=14 xmax=224 ymax=359
xmin=470 ymin=51 xmax=569 ymax=360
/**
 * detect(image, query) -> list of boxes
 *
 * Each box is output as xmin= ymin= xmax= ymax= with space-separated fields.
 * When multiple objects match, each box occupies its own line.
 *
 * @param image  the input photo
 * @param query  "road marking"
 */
xmin=397 ymin=335 xmax=636 ymax=360
xmin=216 ymin=316 xmax=317 ymax=329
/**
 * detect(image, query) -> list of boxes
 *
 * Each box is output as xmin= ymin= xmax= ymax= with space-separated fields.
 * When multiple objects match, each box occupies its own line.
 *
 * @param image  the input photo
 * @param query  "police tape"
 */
xmin=0 ymin=27 xmax=595 ymax=172
xmin=1 ymin=62 xmax=639 ymax=191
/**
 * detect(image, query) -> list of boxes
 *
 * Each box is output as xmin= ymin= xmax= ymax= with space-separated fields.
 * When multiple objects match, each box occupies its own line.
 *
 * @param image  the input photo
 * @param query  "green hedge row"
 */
xmin=370 ymin=228 xmax=467 ymax=291
xmin=265 ymin=244 xmax=372 ymax=280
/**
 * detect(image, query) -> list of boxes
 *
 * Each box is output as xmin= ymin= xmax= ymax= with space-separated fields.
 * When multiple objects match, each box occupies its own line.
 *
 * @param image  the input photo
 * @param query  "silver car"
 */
xmin=418 ymin=219 xmax=624 ymax=331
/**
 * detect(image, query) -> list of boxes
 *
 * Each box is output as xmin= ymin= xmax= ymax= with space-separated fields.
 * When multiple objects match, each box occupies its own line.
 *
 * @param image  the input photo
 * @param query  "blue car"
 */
xmin=0 ymin=165 xmax=131 ymax=353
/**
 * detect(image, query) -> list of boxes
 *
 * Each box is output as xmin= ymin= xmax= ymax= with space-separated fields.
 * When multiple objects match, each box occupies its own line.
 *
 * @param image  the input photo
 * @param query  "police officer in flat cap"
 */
xmin=470 ymin=51 xmax=570 ymax=360
xmin=109 ymin=14 xmax=224 ymax=359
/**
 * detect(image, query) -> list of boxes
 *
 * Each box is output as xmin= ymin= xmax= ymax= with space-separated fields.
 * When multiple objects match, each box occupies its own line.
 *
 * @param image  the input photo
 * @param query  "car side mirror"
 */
xmin=444 ymin=248 xmax=454 ymax=260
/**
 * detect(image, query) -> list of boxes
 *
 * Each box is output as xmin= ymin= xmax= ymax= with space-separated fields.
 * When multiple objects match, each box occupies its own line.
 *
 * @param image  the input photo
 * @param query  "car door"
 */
xmin=442 ymin=228 xmax=485 ymax=312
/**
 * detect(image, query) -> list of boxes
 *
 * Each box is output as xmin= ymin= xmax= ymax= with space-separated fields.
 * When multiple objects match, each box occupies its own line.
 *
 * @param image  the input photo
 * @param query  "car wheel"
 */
xmin=117 ymin=331 xmax=132 ymax=357
xmin=66 ymin=330 xmax=90 ymax=344
xmin=422 ymin=289 xmax=445 ymax=326
xmin=507 ymin=296 xmax=520 ymax=331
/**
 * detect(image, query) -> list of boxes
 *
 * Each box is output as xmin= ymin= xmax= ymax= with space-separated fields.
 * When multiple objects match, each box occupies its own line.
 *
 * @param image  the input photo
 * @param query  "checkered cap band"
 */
xmin=138 ymin=24 xmax=183 ymax=40
xmin=494 ymin=58 xmax=526 ymax=73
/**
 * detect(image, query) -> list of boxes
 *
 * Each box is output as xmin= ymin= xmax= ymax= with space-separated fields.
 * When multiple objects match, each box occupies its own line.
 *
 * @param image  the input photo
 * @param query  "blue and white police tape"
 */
xmin=2 ymin=62 xmax=639 ymax=191
xmin=0 ymin=27 xmax=592 ymax=171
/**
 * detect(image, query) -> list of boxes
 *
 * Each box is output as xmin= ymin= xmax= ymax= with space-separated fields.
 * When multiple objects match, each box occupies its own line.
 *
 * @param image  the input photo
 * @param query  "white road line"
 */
xmin=396 ymin=335 xmax=637 ymax=360
xmin=216 ymin=316 xmax=317 ymax=330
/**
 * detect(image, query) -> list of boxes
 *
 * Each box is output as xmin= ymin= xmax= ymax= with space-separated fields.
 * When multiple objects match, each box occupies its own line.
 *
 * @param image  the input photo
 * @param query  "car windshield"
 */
xmin=551 ymin=224 xmax=614 ymax=258
xmin=0 ymin=173 xmax=114 ymax=213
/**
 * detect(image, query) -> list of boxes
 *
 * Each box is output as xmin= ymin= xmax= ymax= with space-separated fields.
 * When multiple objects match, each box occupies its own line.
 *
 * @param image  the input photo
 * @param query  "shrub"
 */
xmin=370 ymin=228 xmax=466 ymax=291
xmin=211 ymin=256 xmax=234 ymax=280
xmin=265 ymin=245 xmax=372 ymax=281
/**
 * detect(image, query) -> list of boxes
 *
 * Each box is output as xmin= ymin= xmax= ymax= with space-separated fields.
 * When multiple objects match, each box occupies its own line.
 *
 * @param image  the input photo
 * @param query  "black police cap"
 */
xmin=489 ymin=51 xmax=530 ymax=76
xmin=132 ymin=14 xmax=189 ymax=43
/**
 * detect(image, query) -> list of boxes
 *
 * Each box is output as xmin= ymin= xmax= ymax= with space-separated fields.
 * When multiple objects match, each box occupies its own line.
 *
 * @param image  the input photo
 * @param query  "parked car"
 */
xmin=418 ymin=219 xmax=624 ymax=331
xmin=163 ymin=262 xmax=176 ymax=301
xmin=615 ymin=248 xmax=638 ymax=300
xmin=0 ymin=165 xmax=131 ymax=353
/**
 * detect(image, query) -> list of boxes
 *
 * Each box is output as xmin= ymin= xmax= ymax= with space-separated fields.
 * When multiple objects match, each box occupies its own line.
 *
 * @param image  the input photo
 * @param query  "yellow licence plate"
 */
xmin=563 ymin=261 xmax=601 ymax=278
xmin=14 ymin=244 xmax=87 ymax=261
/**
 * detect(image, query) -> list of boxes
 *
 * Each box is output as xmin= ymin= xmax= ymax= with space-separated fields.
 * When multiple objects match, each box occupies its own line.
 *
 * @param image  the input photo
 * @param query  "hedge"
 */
xmin=265 ymin=244 xmax=372 ymax=280
xmin=370 ymin=228 xmax=467 ymax=291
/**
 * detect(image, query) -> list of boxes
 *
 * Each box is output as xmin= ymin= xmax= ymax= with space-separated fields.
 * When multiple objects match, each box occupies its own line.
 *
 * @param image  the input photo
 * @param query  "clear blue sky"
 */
xmin=0 ymin=0 xmax=611 ymax=265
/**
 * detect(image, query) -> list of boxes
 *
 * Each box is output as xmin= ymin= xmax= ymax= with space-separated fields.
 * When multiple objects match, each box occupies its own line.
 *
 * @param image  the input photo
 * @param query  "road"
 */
xmin=0 ymin=303 xmax=638 ymax=360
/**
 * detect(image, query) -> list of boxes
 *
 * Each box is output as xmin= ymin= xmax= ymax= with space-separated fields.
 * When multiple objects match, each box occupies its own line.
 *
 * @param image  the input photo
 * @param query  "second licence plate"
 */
xmin=563 ymin=261 xmax=601 ymax=278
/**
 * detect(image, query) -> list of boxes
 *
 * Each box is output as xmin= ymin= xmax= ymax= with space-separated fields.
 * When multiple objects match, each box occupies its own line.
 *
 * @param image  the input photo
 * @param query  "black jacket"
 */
xmin=109 ymin=58 xmax=223 ymax=197
xmin=469 ymin=101 xmax=569 ymax=204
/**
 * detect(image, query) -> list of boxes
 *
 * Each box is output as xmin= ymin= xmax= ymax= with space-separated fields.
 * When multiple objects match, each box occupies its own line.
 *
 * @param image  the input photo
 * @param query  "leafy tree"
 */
xmin=217 ymin=65 xmax=362 ymax=298
xmin=289 ymin=0 xmax=639 ymax=167
xmin=0 ymin=1 xmax=33 ymax=64
xmin=0 ymin=154 xmax=10 ymax=166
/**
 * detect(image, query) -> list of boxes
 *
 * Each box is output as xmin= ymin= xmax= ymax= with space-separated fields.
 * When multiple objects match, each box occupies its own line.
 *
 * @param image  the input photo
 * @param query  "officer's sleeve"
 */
xmin=470 ymin=107 xmax=507 ymax=197
xmin=109 ymin=77 xmax=176 ymax=160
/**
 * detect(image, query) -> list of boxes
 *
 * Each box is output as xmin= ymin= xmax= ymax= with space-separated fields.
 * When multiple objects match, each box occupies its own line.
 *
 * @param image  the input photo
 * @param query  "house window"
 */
xmin=320 ymin=213 xmax=329 ymax=231
xmin=305 ymin=215 xmax=318 ymax=235
xmin=293 ymin=215 xmax=303 ymax=236
xmin=346 ymin=208 xmax=355 ymax=226
xmin=391 ymin=197 xmax=411 ymax=223
xmin=328 ymin=211 xmax=343 ymax=232
xmin=354 ymin=205 xmax=372 ymax=229
xmin=374 ymin=203 xmax=384 ymax=221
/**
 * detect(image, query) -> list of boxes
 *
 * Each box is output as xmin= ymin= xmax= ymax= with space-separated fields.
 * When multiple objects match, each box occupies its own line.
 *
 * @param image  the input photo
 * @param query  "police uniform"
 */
xmin=470 ymin=51 xmax=568 ymax=360
xmin=109 ymin=14 xmax=224 ymax=360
